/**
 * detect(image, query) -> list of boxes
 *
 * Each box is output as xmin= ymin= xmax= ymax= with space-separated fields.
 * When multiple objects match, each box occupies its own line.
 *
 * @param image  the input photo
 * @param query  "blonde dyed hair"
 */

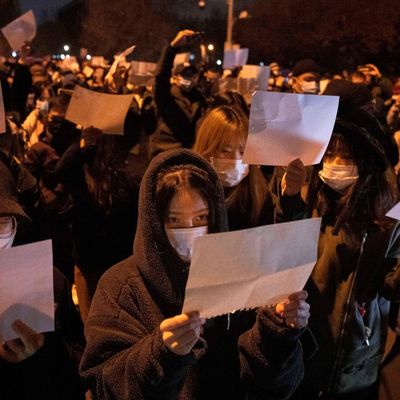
xmin=193 ymin=106 xmax=271 ymax=227
xmin=193 ymin=106 xmax=248 ymax=159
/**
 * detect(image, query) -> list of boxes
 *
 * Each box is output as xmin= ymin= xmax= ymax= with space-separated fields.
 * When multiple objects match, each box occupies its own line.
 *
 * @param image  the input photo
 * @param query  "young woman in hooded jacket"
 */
xmin=79 ymin=148 xmax=311 ymax=400
xmin=280 ymin=111 xmax=400 ymax=400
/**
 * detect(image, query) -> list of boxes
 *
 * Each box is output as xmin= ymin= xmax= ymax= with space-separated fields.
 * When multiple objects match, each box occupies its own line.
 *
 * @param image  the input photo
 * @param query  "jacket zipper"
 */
xmin=328 ymin=231 xmax=368 ymax=392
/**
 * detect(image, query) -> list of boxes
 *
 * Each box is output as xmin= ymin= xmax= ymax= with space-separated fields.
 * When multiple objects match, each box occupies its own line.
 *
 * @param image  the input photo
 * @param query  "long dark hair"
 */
xmin=155 ymin=164 xmax=217 ymax=233
xmin=307 ymin=117 xmax=399 ymax=235
xmin=84 ymin=135 xmax=132 ymax=211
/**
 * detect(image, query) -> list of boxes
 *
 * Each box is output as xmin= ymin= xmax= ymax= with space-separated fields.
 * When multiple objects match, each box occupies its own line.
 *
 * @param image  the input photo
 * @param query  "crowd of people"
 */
xmin=0 ymin=28 xmax=400 ymax=399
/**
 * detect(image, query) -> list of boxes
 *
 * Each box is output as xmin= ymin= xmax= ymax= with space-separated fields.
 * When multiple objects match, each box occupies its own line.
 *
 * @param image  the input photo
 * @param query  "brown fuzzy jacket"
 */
xmin=80 ymin=149 xmax=307 ymax=399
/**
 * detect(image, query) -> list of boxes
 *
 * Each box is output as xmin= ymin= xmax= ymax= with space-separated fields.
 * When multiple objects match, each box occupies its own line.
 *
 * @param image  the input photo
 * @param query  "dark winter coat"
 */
xmin=80 ymin=148 xmax=307 ymax=400
xmin=150 ymin=45 xmax=206 ymax=156
xmin=279 ymin=192 xmax=400 ymax=396
xmin=56 ymin=143 xmax=139 ymax=277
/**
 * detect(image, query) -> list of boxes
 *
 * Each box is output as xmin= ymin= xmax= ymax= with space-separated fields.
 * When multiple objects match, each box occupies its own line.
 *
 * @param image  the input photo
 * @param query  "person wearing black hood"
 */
xmin=323 ymin=79 xmax=399 ymax=168
xmin=56 ymin=125 xmax=140 ymax=322
xmin=279 ymin=115 xmax=400 ymax=399
xmin=0 ymin=156 xmax=86 ymax=400
xmin=149 ymin=30 xmax=207 ymax=157
xmin=80 ymin=148 xmax=311 ymax=400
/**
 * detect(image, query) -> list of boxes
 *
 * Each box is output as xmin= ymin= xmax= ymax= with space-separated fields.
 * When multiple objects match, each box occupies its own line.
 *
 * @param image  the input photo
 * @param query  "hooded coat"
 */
xmin=279 ymin=117 xmax=400 ymax=397
xmin=80 ymin=149 xmax=306 ymax=400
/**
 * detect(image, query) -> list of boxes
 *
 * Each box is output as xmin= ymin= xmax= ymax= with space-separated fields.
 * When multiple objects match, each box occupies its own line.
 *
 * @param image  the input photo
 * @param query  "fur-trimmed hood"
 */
xmin=133 ymin=148 xmax=228 ymax=314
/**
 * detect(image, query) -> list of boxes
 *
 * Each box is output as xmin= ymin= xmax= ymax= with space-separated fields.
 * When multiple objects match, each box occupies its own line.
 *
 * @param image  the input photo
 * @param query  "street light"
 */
xmin=226 ymin=0 xmax=234 ymax=50
xmin=208 ymin=44 xmax=214 ymax=51
xmin=63 ymin=44 xmax=70 ymax=52
xmin=197 ymin=0 xmax=249 ymax=50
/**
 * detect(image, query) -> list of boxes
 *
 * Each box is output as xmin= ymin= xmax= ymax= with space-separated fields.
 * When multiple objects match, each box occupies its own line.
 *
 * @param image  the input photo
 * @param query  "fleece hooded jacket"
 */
xmin=80 ymin=148 xmax=306 ymax=400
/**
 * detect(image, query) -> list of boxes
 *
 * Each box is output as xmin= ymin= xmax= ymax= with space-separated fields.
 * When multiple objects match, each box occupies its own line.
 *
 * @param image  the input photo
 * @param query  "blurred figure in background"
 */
xmin=56 ymin=126 xmax=139 ymax=322
xmin=150 ymin=30 xmax=207 ymax=157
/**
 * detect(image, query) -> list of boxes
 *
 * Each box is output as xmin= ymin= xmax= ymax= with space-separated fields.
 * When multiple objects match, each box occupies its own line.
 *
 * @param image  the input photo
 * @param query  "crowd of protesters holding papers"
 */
xmin=1 ymin=20 xmax=400 ymax=400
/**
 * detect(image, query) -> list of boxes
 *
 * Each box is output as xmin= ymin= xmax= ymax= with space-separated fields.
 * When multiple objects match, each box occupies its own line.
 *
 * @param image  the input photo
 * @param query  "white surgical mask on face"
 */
xmin=177 ymin=76 xmax=194 ymax=90
xmin=0 ymin=217 xmax=17 ymax=250
xmin=210 ymin=157 xmax=249 ymax=187
xmin=300 ymin=80 xmax=319 ymax=94
xmin=165 ymin=226 xmax=208 ymax=262
xmin=319 ymin=163 xmax=359 ymax=192
xmin=36 ymin=99 xmax=49 ymax=112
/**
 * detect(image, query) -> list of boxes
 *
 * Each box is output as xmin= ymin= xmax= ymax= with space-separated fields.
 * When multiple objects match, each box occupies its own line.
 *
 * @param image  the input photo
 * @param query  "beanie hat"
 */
xmin=173 ymin=63 xmax=198 ymax=77
xmin=292 ymin=59 xmax=321 ymax=77
xmin=323 ymin=80 xmax=373 ymax=115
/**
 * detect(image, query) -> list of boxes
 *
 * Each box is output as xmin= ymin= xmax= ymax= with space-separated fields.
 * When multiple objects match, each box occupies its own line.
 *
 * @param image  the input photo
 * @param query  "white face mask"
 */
xmin=319 ymin=163 xmax=359 ymax=193
xmin=165 ymin=226 xmax=208 ymax=262
xmin=36 ymin=99 xmax=49 ymax=112
xmin=300 ymin=80 xmax=319 ymax=94
xmin=0 ymin=217 xmax=17 ymax=250
xmin=210 ymin=158 xmax=249 ymax=187
xmin=177 ymin=76 xmax=194 ymax=91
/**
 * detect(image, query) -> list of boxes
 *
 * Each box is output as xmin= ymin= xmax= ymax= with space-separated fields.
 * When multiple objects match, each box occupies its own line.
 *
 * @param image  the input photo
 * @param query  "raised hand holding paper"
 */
xmin=105 ymin=45 xmax=135 ymax=82
xmin=223 ymin=48 xmax=249 ymax=69
xmin=65 ymin=86 xmax=134 ymax=135
xmin=386 ymin=202 xmax=400 ymax=220
xmin=0 ymin=85 xmax=5 ymax=134
xmin=0 ymin=240 xmax=54 ymax=341
xmin=1 ymin=10 xmax=36 ymax=51
xmin=183 ymin=218 xmax=321 ymax=319
xmin=242 ymin=91 xmax=339 ymax=166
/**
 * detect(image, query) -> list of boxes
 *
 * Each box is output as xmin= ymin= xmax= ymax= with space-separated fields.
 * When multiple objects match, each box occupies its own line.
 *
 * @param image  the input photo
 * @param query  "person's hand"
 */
xmin=80 ymin=126 xmax=102 ymax=148
xmin=393 ymin=96 xmax=400 ymax=110
xmin=275 ymin=290 xmax=310 ymax=329
xmin=170 ymin=30 xmax=203 ymax=50
xmin=0 ymin=320 xmax=45 ymax=363
xmin=160 ymin=312 xmax=205 ymax=356
xmin=365 ymin=64 xmax=382 ymax=79
xmin=391 ymin=101 xmax=400 ymax=113
xmin=281 ymin=158 xmax=306 ymax=197
xmin=18 ymin=42 xmax=31 ymax=64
